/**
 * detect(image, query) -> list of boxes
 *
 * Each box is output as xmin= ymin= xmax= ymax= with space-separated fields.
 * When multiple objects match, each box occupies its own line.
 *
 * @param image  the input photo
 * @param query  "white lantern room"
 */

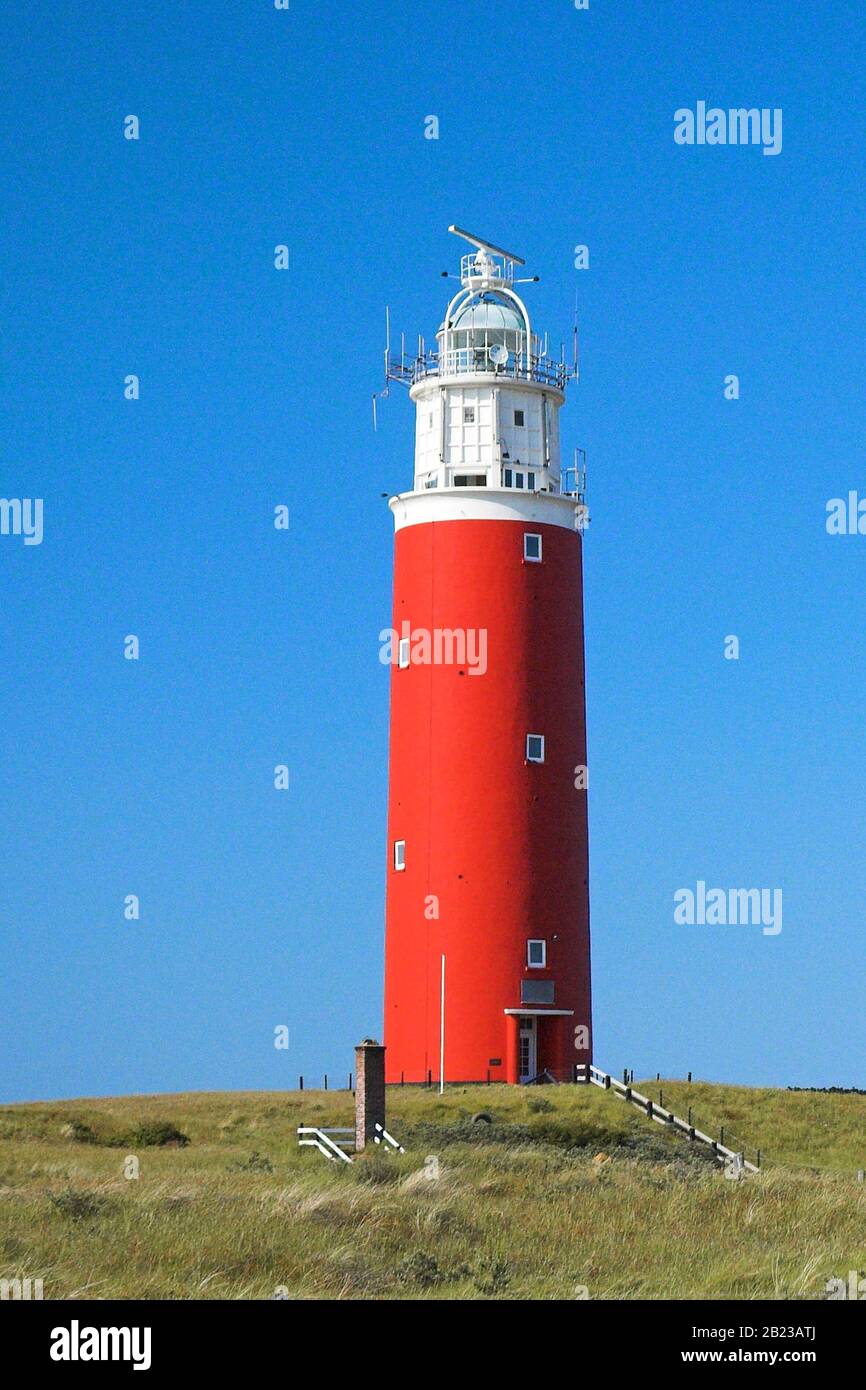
xmin=384 ymin=227 xmax=578 ymax=497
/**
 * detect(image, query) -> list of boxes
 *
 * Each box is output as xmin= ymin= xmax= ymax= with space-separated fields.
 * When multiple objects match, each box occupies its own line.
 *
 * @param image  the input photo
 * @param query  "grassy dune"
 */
xmin=638 ymin=1079 xmax=866 ymax=1173
xmin=0 ymin=1082 xmax=864 ymax=1300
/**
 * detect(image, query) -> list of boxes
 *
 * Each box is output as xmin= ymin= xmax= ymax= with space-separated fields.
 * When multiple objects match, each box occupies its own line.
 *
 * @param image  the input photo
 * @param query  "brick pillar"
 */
xmin=354 ymin=1039 xmax=386 ymax=1152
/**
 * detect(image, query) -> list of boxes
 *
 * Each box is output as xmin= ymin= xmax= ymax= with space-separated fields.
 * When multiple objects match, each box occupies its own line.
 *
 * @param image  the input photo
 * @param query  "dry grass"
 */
xmin=0 ymin=1082 xmax=863 ymax=1300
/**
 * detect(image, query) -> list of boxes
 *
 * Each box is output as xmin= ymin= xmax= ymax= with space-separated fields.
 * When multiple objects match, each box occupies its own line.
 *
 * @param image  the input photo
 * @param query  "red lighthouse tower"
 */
xmin=383 ymin=227 xmax=591 ymax=1086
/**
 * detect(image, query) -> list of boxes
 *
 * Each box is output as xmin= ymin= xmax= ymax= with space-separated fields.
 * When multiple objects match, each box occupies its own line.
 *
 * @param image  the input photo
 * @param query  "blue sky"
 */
xmin=1 ymin=0 xmax=864 ymax=1101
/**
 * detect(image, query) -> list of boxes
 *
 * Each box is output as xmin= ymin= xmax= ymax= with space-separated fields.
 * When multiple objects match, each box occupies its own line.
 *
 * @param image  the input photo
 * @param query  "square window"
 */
xmin=526 ymin=734 xmax=545 ymax=763
xmin=398 ymin=637 xmax=410 ymax=669
xmin=463 ymin=406 xmax=475 ymax=424
xmin=524 ymin=533 xmax=542 ymax=562
xmin=527 ymin=939 xmax=546 ymax=968
xmin=393 ymin=840 xmax=406 ymax=871
xmin=514 ymin=409 xmax=525 ymax=426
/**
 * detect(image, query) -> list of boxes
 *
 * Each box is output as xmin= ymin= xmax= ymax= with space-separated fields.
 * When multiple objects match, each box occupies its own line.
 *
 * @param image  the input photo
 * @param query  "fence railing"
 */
xmin=297 ymin=1127 xmax=354 ymax=1163
xmin=387 ymin=350 xmax=569 ymax=390
xmin=576 ymin=1065 xmax=759 ymax=1173
xmin=296 ymin=1074 xmax=353 ymax=1091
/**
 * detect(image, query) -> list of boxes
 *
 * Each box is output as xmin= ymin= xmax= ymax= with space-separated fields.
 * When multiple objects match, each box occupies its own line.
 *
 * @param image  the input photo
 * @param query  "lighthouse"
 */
xmin=382 ymin=227 xmax=591 ymax=1086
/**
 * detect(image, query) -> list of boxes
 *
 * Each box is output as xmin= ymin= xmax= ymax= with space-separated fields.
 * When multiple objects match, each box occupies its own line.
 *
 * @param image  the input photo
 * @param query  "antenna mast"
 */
xmin=372 ymin=305 xmax=392 ymax=431
xmin=447 ymin=225 xmax=526 ymax=266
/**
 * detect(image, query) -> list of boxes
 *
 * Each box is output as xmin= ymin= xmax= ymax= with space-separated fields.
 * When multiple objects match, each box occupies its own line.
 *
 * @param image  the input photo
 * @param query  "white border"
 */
xmin=389 ymin=488 xmax=581 ymax=533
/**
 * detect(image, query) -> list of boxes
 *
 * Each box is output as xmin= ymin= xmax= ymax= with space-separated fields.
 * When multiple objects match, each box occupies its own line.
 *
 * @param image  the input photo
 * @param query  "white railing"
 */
xmin=297 ymin=1123 xmax=406 ymax=1162
xmin=460 ymin=252 xmax=514 ymax=285
xmin=577 ymin=1065 xmax=759 ymax=1174
xmin=561 ymin=447 xmax=587 ymax=499
xmin=373 ymin=1122 xmax=405 ymax=1153
xmin=386 ymin=350 xmax=569 ymax=391
xmin=297 ymin=1126 xmax=354 ymax=1164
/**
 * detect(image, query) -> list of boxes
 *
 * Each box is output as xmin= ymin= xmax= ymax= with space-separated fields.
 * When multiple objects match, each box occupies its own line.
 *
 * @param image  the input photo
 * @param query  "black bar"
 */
xmin=1 ymin=1299 xmax=856 ymax=1368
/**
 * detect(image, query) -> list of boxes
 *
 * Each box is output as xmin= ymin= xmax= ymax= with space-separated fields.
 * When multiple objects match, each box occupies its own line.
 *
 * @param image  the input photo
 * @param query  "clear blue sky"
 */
xmin=1 ymin=1 xmax=864 ymax=1101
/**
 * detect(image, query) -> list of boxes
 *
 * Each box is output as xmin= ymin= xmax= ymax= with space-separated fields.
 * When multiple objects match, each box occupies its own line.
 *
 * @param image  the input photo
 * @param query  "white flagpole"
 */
xmin=439 ymin=954 xmax=446 ymax=1094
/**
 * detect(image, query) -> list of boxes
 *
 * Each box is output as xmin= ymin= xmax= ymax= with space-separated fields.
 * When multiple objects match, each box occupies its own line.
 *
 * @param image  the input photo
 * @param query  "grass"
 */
xmin=0 ymin=1081 xmax=864 ymax=1300
xmin=637 ymin=1079 xmax=866 ymax=1173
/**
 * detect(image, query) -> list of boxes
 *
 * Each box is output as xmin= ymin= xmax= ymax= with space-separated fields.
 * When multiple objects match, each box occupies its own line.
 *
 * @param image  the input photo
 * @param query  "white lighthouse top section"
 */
xmin=384 ymin=226 xmax=582 ymax=500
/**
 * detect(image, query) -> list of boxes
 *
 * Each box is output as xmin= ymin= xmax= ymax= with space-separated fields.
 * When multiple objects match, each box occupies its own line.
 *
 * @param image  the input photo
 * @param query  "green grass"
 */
xmin=636 ymin=1079 xmax=866 ymax=1173
xmin=0 ymin=1082 xmax=864 ymax=1300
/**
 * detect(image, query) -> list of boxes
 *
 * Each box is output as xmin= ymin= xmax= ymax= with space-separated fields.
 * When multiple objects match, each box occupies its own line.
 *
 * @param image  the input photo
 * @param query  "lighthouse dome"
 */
xmin=448 ymin=294 xmax=525 ymax=333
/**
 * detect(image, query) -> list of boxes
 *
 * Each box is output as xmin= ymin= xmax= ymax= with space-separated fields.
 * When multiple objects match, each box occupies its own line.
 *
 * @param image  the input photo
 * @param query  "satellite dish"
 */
xmin=489 ymin=343 xmax=509 ymax=367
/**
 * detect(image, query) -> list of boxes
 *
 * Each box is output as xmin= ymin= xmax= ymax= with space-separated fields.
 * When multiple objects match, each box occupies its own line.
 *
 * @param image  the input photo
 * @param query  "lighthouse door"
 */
xmin=518 ymin=1017 xmax=537 ymax=1083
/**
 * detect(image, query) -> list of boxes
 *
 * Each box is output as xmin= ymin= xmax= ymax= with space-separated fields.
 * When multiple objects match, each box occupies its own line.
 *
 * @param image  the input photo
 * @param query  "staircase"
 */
xmin=582 ymin=1065 xmax=758 ymax=1174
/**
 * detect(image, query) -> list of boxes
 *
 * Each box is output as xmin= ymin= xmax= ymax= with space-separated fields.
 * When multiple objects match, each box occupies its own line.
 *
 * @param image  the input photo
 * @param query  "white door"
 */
xmin=519 ymin=1017 xmax=537 ymax=1083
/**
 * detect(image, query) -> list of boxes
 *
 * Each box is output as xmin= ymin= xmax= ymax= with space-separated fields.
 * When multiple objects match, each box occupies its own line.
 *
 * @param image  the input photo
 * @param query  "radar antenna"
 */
xmin=447 ymin=224 xmax=526 ymax=266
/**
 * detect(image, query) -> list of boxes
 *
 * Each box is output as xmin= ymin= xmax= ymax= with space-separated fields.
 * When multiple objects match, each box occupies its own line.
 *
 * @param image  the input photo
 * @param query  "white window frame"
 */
xmin=527 ymin=939 xmax=546 ymax=969
xmin=398 ymin=637 xmax=410 ymax=669
xmin=524 ymin=532 xmax=542 ymax=563
xmin=526 ymin=734 xmax=545 ymax=763
xmin=393 ymin=839 xmax=406 ymax=871
xmin=463 ymin=406 xmax=475 ymax=424
xmin=514 ymin=408 xmax=525 ymax=426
